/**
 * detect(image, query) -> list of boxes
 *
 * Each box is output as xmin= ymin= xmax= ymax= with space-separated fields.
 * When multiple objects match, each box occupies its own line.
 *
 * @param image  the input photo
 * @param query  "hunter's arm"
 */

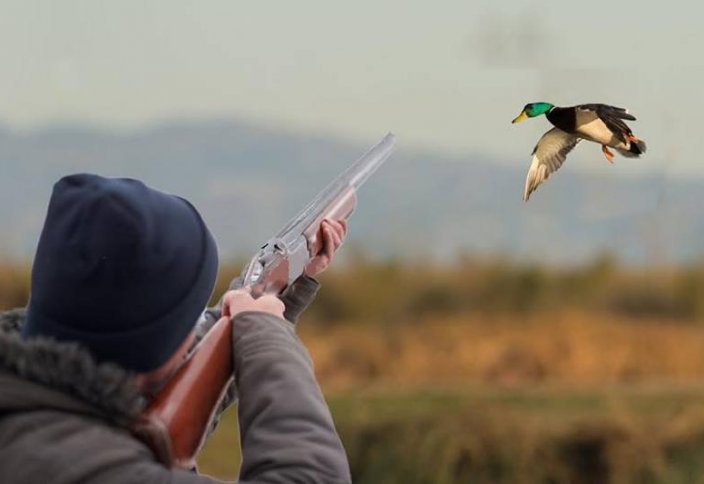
xmin=279 ymin=275 xmax=320 ymax=323
xmin=194 ymin=275 xmax=320 ymax=436
xmin=233 ymin=311 xmax=351 ymax=484
xmin=110 ymin=309 xmax=349 ymax=484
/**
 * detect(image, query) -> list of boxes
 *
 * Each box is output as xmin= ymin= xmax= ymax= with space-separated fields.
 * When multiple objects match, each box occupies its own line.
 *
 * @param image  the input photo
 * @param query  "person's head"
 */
xmin=23 ymin=174 xmax=218 ymax=387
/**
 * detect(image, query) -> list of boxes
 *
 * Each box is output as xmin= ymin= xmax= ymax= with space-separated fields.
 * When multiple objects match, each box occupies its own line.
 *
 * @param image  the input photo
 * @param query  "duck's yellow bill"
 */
xmin=512 ymin=111 xmax=529 ymax=124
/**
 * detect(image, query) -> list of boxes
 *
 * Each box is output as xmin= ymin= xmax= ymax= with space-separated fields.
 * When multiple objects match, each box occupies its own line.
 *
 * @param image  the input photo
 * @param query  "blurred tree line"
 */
xmin=227 ymin=253 xmax=704 ymax=323
xmin=4 ymin=253 xmax=704 ymax=322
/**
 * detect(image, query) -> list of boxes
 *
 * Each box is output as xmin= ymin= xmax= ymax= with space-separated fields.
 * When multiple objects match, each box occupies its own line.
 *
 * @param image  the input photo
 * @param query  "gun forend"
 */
xmin=303 ymin=186 xmax=356 ymax=256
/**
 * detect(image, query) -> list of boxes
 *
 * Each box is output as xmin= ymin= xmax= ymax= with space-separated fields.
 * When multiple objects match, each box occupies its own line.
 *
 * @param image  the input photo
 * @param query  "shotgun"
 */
xmin=132 ymin=133 xmax=396 ymax=468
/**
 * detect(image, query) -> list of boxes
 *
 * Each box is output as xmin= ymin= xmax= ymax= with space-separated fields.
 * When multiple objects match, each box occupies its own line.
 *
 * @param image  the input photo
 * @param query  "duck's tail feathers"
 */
xmin=616 ymin=138 xmax=647 ymax=158
xmin=629 ymin=138 xmax=647 ymax=156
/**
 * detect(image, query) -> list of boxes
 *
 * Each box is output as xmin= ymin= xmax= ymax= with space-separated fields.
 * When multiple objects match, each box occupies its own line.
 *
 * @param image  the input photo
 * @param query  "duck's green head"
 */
xmin=512 ymin=102 xmax=554 ymax=124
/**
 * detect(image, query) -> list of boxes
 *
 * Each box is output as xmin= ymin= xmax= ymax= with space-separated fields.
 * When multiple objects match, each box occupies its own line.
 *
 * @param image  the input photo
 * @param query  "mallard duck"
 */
xmin=512 ymin=102 xmax=647 ymax=201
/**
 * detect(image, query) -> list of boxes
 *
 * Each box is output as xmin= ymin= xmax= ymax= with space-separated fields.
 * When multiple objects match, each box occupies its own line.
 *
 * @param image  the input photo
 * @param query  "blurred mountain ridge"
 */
xmin=0 ymin=119 xmax=700 ymax=264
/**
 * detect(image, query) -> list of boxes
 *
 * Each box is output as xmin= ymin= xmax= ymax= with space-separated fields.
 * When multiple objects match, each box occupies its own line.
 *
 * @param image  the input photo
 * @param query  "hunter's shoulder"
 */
xmin=0 ymin=409 xmax=144 ymax=482
xmin=0 ymin=409 xmax=219 ymax=483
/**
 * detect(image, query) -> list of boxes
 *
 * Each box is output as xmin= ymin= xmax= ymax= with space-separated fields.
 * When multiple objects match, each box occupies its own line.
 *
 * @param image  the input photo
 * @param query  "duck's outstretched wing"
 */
xmin=577 ymin=104 xmax=636 ymax=143
xmin=524 ymin=128 xmax=581 ymax=201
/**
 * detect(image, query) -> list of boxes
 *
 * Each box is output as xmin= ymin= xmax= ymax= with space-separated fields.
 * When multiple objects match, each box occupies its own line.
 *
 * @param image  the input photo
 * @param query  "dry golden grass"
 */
xmin=0 ymin=262 xmax=30 ymax=310
xmin=3 ymin=258 xmax=704 ymax=390
xmin=301 ymin=311 xmax=704 ymax=391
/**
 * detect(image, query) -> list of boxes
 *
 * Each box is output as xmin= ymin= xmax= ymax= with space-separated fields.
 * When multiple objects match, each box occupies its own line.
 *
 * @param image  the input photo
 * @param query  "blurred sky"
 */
xmin=1 ymin=0 xmax=702 ymax=176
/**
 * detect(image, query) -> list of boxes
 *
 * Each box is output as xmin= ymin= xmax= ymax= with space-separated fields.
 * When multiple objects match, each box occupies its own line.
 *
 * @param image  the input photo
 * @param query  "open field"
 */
xmin=195 ymin=305 xmax=704 ymax=483
xmin=199 ymin=385 xmax=704 ymax=483
xmin=3 ymin=259 xmax=704 ymax=482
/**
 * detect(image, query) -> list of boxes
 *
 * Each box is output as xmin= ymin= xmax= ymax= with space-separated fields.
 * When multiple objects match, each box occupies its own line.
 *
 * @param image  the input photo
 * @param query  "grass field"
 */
xmin=199 ymin=384 xmax=704 ymax=483
xmin=4 ymin=259 xmax=704 ymax=482
xmin=300 ymin=311 xmax=704 ymax=390
xmin=196 ymin=304 xmax=704 ymax=482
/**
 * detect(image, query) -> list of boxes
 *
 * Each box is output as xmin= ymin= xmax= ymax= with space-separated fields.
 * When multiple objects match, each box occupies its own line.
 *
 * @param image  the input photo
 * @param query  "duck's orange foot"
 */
xmin=625 ymin=133 xmax=640 ymax=143
xmin=602 ymin=145 xmax=615 ymax=164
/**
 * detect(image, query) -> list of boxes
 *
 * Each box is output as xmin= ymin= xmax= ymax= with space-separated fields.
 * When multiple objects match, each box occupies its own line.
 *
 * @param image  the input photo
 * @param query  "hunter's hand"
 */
xmin=304 ymin=219 xmax=347 ymax=277
xmin=222 ymin=289 xmax=285 ymax=319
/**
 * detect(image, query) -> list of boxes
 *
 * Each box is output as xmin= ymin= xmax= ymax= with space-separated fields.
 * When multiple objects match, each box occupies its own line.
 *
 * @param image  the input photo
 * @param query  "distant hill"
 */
xmin=0 ymin=120 xmax=700 ymax=265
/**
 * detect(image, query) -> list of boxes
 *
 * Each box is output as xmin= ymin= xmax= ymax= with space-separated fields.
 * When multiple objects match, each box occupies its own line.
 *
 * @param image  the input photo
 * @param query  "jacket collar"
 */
xmin=0 ymin=308 xmax=145 ymax=424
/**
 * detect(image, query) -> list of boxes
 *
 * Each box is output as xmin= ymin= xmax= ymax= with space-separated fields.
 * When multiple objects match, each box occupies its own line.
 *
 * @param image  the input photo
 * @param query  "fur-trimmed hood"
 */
xmin=0 ymin=308 xmax=145 ymax=424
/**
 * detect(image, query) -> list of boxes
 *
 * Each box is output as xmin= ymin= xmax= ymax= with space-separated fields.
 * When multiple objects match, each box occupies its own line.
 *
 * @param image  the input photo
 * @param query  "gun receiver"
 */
xmin=133 ymin=133 xmax=396 ymax=468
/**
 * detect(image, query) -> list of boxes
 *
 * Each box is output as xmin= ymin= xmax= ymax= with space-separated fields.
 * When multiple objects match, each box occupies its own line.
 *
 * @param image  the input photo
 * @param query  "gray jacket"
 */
xmin=0 ymin=279 xmax=351 ymax=483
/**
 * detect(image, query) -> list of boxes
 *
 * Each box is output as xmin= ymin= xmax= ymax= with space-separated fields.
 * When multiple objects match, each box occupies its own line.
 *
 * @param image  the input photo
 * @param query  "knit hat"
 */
xmin=23 ymin=174 xmax=219 ymax=372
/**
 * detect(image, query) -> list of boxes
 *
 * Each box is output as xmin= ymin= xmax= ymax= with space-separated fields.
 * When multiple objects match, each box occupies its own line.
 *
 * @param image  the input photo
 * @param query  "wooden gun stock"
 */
xmin=132 ymin=315 xmax=233 ymax=469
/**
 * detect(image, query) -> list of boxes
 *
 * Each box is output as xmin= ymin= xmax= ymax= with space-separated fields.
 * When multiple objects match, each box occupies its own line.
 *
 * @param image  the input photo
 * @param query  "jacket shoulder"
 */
xmin=0 ymin=410 xmax=222 ymax=484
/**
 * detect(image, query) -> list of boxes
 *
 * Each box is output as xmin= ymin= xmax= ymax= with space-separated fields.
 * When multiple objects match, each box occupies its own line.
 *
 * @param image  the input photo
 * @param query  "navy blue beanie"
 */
xmin=23 ymin=174 xmax=219 ymax=372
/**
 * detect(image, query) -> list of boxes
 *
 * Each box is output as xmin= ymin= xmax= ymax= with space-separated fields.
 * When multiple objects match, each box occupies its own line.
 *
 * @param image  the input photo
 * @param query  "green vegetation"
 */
xmin=200 ymin=386 xmax=704 ymax=483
